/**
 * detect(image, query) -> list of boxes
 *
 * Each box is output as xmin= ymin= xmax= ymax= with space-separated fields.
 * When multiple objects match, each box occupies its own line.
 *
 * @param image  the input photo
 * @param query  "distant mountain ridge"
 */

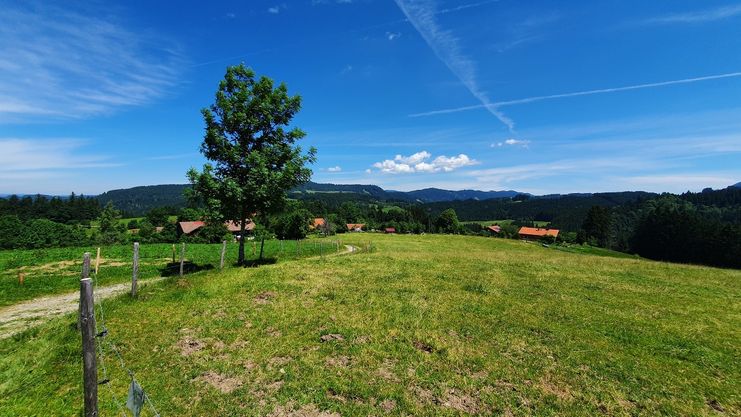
xmin=93 ymin=182 xmax=525 ymax=215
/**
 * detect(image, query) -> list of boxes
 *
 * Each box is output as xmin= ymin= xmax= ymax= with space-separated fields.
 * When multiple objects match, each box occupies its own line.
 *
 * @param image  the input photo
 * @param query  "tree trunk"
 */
xmin=238 ymin=205 xmax=247 ymax=265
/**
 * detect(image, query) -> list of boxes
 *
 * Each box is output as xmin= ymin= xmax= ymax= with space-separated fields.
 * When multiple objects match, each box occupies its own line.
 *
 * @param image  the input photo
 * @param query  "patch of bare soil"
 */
xmin=269 ymin=402 xmax=341 ymax=417
xmin=380 ymin=399 xmax=396 ymax=412
xmin=539 ymin=375 xmax=572 ymax=401
xmin=325 ymin=356 xmax=350 ymax=368
xmin=440 ymin=389 xmax=480 ymax=414
xmin=194 ymin=371 xmax=243 ymax=394
xmin=320 ymin=333 xmax=344 ymax=342
xmin=354 ymin=335 xmax=371 ymax=344
xmin=266 ymin=327 xmax=282 ymax=337
xmin=176 ymin=336 xmax=205 ymax=356
xmin=413 ymin=340 xmax=434 ymax=353
xmin=377 ymin=359 xmax=399 ymax=382
xmin=268 ymin=356 xmax=293 ymax=368
xmin=254 ymin=291 xmax=276 ymax=305
xmin=410 ymin=386 xmax=434 ymax=405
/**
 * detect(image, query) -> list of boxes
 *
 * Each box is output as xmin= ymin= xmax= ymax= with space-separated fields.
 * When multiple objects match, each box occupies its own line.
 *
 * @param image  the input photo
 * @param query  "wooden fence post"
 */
xmin=179 ymin=242 xmax=185 ymax=277
xmin=131 ymin=242 xmax=139 ymax=297
xmin=18 ymin=272 xmax=24 ymax=285
xmin=172 ymin=244 xmax=176 ymax=264
xmin=220 ymin=240 xmax=226 ymax=270
xmin=94 ymin=247 xmax=101 ymax=275
xmin=79 ymin=253 xmax=97 ymax=417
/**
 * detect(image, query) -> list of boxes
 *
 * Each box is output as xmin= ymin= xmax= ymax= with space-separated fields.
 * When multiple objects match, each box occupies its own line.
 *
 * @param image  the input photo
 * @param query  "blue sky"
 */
xmin=1 ymin=0 xmax=740 ymax=195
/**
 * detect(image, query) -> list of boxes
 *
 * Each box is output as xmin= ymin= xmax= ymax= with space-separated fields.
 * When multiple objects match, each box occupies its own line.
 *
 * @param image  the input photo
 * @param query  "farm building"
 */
xmin=346 ymin=223 xmax=365 ymax=232
xmin=178 ymin=220 xmax=255 ymax=239
xmin=486 ymin=225 xmax=502 ymax=234
xmin=384 ymin=227 xmax=396 ymax=234
xmin=311 ymin=218 xmax=327 ymax=230
xmin=518 ymin=226 xmax=559 ymax=241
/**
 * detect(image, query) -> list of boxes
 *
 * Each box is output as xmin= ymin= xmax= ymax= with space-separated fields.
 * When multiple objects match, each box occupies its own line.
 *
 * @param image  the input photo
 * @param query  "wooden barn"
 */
xmin=518 ymin=226 xmax=559 ymax=241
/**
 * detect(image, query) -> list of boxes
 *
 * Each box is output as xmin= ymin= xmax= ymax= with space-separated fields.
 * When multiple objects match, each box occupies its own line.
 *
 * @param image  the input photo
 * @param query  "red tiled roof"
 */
xmin=384 ymin=227 xmax=396 ymax=233
xmin=347 ymin=223 xmax=365 ymax=230
xmin=518 ymin=226 xmax=559 ymax=237
xmin=486 ymin=225 xmax=502 ymax=233
xmin=225 ymin=220 xmax=255 ymax=233
xmin=312 ymin=218 xmax=326 ymax=228
xmin=178 ymin=221 xmax=205 ymax=235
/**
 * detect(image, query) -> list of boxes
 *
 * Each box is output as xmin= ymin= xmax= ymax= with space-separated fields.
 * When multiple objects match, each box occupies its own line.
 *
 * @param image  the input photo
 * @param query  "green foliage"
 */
xmin=0 ymin=193 xmax=100 ymax=224
xmin=145 ymin=207 xmax=172 ymax=227
xmin=435 ymin=208 xmax=460 ymax=233
xmin=126 ymin=219 xmax=139 ymax=230
xmin=0 ymin=215 xmax=88 ymax=249
xmin=581 ymin=205 xmax=612 ymax=246
xmin=97 ymin=202 xmax=126 ymax=244
xmin=272 ymin=208 xmax=311 ymax=240
xmin=187 ymin=64 xmax=316 ymax=263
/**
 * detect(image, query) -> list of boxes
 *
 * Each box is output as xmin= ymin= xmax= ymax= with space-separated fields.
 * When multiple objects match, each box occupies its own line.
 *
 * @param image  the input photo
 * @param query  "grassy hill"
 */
xmin=1 ymin=234 xmax=739 ymax=415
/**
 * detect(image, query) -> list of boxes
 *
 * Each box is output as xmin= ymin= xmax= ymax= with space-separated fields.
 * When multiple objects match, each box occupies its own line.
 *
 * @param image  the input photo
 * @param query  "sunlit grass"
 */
xmin=0 ymin=234 xmax=738 ymax=416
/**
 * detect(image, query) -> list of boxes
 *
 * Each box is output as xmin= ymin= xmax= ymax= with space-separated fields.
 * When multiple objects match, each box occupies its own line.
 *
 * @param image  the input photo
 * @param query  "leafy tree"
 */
xmin=435 ymin=208 xmax=460 ymax=233
xmin=138 ymin=220 xmax=156 ymax=240
xmin=273 ymin=208 xmax=311 ymax=240
xmin=187 ymin=64 xmax=316 ymax=264
xmin=127 ymin=219 xmax=140 ymax=230
xmin=98 ymin=202 xmax=126 ymax=244
xmin=146 ymin=207 xmax=171 ymax=227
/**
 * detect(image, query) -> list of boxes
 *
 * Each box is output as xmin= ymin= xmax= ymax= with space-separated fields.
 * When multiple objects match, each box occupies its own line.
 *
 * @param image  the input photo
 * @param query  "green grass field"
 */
xmin=0 ymin=239 xmax=341 ymax=306
xmin=1 ymin=234 xmax=739 ymax=416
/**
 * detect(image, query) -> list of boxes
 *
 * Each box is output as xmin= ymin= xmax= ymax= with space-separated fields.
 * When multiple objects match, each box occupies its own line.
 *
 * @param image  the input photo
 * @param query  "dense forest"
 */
xmin=0 ymin=193 xmax=100 ymax=223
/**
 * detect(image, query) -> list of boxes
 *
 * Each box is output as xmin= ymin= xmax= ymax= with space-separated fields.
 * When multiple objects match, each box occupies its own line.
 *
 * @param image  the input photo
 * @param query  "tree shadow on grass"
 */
xmin=160 ymin=261 xmax=215 ymax=277
xmin=239 ymin=257 xmax=278 ymax=267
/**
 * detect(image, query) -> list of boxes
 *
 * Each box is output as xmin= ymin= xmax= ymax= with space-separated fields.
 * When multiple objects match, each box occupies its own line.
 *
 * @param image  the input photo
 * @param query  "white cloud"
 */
xmin=386 ymin=31 xmax=401 ymax=41
xmin=340 ymin=64 xmax=353 ymax=75
xmin=493 ymin=138 xmax=530 ymax=147
xmin=267 ymin=5 xmax=284 ymax=14
xmin=394 ymin=0 xmax=515 ymax=131
xmin=645 ymin=5 xmax=741 ymax=24
xmin=365 ymin=169 xmax=372 ymax=174
xmin=372 ymin=151 xmax=477 ymax=174
xmin=327 ymin=166 xmax=342 ymax=172
xmin=0 ymin=3 xmax=184 ymax=122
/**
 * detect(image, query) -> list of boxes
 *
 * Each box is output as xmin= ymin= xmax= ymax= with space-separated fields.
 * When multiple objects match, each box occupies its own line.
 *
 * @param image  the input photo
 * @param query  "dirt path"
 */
xmin=0 ymin=245 xmax=363 ymax=339
xmin=0 ymin=278 xmax=164 ymax=339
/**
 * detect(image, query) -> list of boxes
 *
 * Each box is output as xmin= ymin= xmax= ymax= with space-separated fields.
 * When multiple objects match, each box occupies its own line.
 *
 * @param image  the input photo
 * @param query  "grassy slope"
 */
xmin=0 ymin=234 xmax=739 ymax=416
xmin=0 ymin=240 xmax=339 ymax=306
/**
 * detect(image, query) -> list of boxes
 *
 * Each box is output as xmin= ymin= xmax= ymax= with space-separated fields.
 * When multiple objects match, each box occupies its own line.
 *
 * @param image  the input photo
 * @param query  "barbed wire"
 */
xmin=92 ymin=263 xmax=161 ymax=417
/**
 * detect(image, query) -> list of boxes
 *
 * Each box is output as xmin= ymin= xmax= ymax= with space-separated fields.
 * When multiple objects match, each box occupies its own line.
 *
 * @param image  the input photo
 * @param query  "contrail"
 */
xmin=409 ymin=71 xmax=741 ymax=117
xmin=396 ymin=0 xmax=514 ymax=130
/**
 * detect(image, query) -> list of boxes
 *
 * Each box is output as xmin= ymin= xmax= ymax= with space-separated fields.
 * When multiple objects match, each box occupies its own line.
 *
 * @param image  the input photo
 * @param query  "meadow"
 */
xmin=0 ymin=239 xmax=341 ymax=307
xmin=0 ymin=234 xmax=739 ymax=416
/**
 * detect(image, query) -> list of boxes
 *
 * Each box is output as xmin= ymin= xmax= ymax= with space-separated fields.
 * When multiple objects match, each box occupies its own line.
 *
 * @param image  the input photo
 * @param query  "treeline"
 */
xmin=0 ymin=193 xmax=101 ymax=224
xmin=580 ymin=188 xmax=741 ymax=268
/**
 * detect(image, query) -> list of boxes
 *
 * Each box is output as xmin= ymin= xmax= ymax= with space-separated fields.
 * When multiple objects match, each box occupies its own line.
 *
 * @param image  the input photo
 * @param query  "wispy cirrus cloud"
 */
xmin=0 ymin=138 xmax=118 ymax=173
xmin=493 ymin=138 xmax=530 ymax=148
xmin=372 ymin=151 xmax=478 ymax=174
xmin=0 ymin=2 xmax=184 ymax=122
xmin=410 ymin=71 xmax=741 ymax=117
xmin=644 ymin=5 xmax=741 ymax=24
xmin=394 ymin=0 xmax=514 ymax=130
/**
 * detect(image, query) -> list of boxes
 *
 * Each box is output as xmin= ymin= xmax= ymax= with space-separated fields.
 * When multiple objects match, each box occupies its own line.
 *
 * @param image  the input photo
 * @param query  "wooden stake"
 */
xmin=172 ymin=244 xmax=176 ymax=263
xmin=79 ymin=253 xmax=97 ymax=417
xmin=252 ymin=242 xmax=256 ymax=256
xmin=94 ymin=247 xmax=101 ymax=275
xmin=131 ymin=242 xmax=139 ymax=297
xmin=18 ymin=272 xmax=24 ymax=285
xmin=179 ymin=242 xmax=185 ymax=277
xmin=220 ymin=240 xmax=226 ymax=270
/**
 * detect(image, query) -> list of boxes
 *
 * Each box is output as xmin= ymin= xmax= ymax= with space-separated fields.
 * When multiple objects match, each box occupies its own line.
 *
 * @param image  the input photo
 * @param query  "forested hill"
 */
xmin=421 ymin=192 xmax=658 ymax=231
xmin=95 ymin=182 xmax=524 ymax=215
xmin=97 ymin=184 xmax=190 ymax=215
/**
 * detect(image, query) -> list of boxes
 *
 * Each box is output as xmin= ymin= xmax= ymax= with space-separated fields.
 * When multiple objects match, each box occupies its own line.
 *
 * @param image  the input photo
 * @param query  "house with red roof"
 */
xmin=518 ymin=226 xmax=559 ymax=241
